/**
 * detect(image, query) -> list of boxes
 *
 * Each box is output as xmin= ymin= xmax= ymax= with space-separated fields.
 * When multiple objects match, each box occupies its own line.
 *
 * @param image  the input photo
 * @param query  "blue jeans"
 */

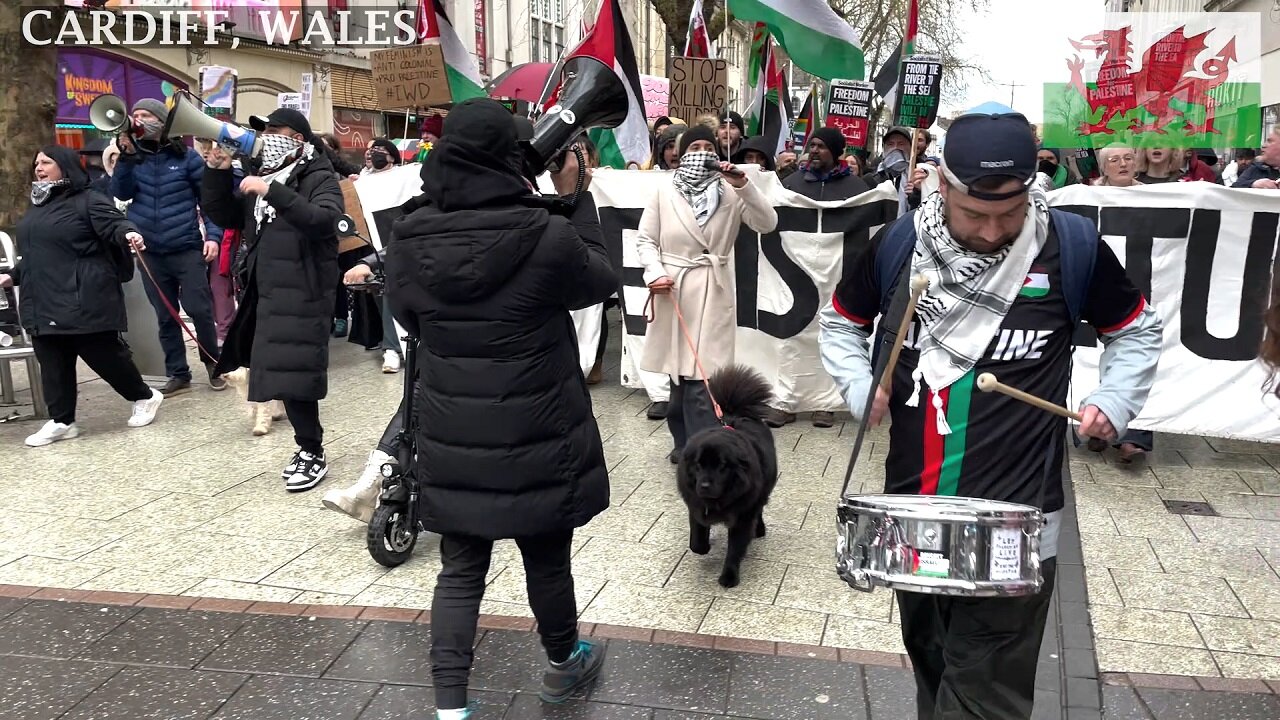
xmin=379 ymin=297 xmax=400 ymax=353
xmin=138 ymin=249 xmax=220 ymax=379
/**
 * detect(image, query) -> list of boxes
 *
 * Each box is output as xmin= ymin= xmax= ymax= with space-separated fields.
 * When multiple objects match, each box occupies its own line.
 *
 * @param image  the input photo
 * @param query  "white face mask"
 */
xmin=258 ymin=134 xmax=303 ymax=173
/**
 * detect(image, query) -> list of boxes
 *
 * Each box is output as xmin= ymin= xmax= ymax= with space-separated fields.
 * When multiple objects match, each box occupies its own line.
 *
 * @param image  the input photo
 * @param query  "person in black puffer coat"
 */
xmin=0 ymin=145 xmax=164 ymax=448
xmin=385 ymin=99 xmax=617 ymax=716
xmin=202 ymin=108 xmax=343 ymax=493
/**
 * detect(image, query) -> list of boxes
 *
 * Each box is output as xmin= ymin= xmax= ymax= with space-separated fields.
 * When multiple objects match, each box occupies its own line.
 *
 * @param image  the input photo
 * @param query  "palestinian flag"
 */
xmin=684 ymin=0 xmax=716 ymax=58
xmin=1020 ymin=271 xmax=1050 ymax=298
xmin=744 ymin=24 xmax=792 ymax=156
xmin=542 ymin=0 xmax=649 ymax=169
xmin=873 ymin=1 xmax=916 ymax=113
xmin=417 ymin=0 xmax=486 ymax=103
xmin=729 ymin=0 xmax=865 ymax=80
xmin=793 ymin=82 xmax=819 ymax=147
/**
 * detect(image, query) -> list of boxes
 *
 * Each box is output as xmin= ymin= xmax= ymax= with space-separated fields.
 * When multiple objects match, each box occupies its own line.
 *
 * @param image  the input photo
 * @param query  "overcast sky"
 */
xmin=941 ymin=0 xmax=1107 ymax=123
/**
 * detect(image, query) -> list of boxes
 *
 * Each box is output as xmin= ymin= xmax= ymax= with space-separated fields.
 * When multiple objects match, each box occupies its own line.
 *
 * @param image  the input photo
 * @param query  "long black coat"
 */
xmin=386 ymin=144 xmax=618 ymax=540
xmin=202 ymin=151 xmax=342 ymax=403
xmin=12 ymin=145 xmax=138 ymax=337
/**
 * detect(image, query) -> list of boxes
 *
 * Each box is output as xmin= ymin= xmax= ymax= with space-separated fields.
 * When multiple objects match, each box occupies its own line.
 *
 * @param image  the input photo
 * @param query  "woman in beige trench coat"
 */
xmin=635 ymin=125 xmax=778 ymax=462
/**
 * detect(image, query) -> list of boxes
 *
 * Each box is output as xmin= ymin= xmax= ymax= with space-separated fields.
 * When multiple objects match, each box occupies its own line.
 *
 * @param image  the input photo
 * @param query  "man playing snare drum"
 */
xmin=819 ymin=110 xmax=1162 ymax=719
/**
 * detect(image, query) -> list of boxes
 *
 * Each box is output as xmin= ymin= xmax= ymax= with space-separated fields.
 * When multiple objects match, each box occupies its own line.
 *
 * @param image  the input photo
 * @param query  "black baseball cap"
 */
xmin=941 ymin=112 xmax=1037 ymax=201
xmin=250 ymin=108 xmax=313 ymax=141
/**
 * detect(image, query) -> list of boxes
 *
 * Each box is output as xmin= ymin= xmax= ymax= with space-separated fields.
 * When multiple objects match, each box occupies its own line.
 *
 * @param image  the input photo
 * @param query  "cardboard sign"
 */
xmin=370 ymin=43 xmax=452 ymax=110
xmin=668 ymin=57 xmax=727 ymax=122
xmin=338 ymin=179 xmax=373 ymax=255
xmin=824 ymin=79 xmax=874 ymax=150
xmin=895 ymin=54 xmax=943 ymax=129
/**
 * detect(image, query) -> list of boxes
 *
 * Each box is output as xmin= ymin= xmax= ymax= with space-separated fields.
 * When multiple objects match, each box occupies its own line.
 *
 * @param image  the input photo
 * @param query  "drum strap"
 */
xmin=839 ymin=253 xmax=914 ymax=498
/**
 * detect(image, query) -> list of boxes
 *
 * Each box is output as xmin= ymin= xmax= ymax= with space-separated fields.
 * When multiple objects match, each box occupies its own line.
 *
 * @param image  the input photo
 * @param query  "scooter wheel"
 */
xmin=367 ymin=503 xmax=418 ymax=568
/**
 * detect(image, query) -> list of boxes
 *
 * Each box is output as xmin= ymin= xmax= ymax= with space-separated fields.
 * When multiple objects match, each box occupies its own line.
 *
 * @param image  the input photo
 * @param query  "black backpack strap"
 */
xmin=839 ymin=243 xmax=916 ymax=498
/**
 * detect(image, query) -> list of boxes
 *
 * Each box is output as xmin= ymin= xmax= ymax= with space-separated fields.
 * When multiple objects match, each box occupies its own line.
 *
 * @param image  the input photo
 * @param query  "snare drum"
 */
xmin=836 ymin=494 xmax=1045 ymax=597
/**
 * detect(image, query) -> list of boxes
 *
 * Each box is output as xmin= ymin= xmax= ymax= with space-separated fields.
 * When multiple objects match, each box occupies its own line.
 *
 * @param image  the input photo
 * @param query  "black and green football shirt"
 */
xmin=833 ymin=225 xmax=1146 ymax=513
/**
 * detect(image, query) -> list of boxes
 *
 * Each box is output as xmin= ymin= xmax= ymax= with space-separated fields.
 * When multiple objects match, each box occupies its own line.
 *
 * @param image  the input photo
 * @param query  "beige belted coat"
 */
xmin=635 ymin=177 xmax=778 ymax=380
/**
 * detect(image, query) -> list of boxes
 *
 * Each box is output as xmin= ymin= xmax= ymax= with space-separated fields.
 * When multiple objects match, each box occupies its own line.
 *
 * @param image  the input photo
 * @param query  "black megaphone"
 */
xmin=522 ymin=56 xmax=629 ymax=177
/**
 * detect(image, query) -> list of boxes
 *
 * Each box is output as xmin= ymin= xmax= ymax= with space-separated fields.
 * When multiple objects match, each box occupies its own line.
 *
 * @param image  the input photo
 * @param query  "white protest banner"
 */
xmin=1054 ymin=183 xmax=1280 ymax=442
xmin=277 ymin=92 xmax=304 ymax=112
xmin=590 ymin=173 xmax=1280 ymax=441
xmin=589 ymin=168 xmax=897 ymax=412
xmin=300 ymin=72 xmax=313 ymax=119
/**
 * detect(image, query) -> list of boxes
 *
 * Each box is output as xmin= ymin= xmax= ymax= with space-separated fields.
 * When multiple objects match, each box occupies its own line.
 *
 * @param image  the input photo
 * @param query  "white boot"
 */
xmin=322 ymin=449 xmax=392 ymax=523
xmin=252 ymin=402 xmax=273 ymax=436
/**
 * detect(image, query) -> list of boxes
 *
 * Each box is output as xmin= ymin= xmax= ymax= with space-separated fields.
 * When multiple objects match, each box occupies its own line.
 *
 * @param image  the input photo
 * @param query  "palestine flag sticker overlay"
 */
xmin=1041 ymin=11 xmax=1262 ymax=150
xmin=1020 ymin=270 xmax=1050 ymax=298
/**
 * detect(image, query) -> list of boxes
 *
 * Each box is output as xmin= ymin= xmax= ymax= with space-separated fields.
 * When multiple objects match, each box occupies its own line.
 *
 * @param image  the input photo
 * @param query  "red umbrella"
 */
xmin=486 ymin=62 xmax=556 ymax=103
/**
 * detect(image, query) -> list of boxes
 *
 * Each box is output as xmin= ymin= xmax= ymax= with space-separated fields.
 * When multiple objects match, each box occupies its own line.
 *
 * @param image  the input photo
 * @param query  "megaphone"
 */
xmin=89 ymin=94 xmax=137 ymax=135
xmin=522 ymin=56 xmax=629 ymax=176
xmin=162 ymin=90 xmax=263 ymax=157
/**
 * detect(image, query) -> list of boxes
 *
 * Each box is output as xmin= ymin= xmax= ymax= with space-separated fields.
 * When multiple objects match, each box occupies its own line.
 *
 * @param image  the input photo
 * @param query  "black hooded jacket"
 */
xmin=11 ymin=145 xmax=139 ymax=336
xmin=385 ymin=98 xmax=618 ymax=539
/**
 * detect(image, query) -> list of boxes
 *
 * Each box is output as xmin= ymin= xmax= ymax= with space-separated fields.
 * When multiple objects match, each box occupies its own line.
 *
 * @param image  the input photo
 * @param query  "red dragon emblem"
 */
xmin=1067 ymin=25 xmax=1237 ymax=136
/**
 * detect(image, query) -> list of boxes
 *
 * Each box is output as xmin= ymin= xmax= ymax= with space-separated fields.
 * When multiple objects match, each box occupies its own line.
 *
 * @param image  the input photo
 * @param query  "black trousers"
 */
xmin=137 ymin=249 xmax=220 ymax=378
xmin=897 ymin=558 xmax=1058 ymax=720
xmin=375 ymin=397 xmax=406 ymax=456
xmin=283 ymin=400 xmax=323 ymax=454
xmin=666 ymin=377 xmax=719 ymax=451
xmin=431 ymin=531 xmax=579 ymax=710
xmin=32 ymin=332 xmax=153 ymax=425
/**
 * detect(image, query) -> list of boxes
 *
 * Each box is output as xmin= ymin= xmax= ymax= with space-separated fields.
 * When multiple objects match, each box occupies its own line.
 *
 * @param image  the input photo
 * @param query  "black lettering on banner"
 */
xmin=822 ymin=201 xmax=894 ymax=282
xmin=736 ymin=207 xmax=820 ymax=339
xmin=1181 ymin=210 xmax=1279 ymax=361
xmin=594 ymin=207 xmax=642 ymax=333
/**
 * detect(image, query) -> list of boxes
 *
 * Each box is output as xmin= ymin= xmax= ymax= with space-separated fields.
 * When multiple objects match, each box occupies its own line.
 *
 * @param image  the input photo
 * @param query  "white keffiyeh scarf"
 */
xmin=907 ymin=186 xmax=1050 ymax=434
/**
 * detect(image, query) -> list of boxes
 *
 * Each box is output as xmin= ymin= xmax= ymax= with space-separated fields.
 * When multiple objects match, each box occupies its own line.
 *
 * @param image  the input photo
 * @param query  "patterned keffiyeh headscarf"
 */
xmin=673 ymin=150 xmax=722 ymax=227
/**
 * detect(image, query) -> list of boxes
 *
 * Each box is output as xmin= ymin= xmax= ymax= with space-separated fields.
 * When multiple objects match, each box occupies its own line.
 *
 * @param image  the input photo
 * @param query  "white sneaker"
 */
xmin=25 ymin=421 xmax=80 ymax=447
xmin=382 ymin=350 xmax=402 ymax=373
xmin=127 ymin=389 xmax=164 ymax=428
xmin=322 ymin=449 xmax=392 ymax=523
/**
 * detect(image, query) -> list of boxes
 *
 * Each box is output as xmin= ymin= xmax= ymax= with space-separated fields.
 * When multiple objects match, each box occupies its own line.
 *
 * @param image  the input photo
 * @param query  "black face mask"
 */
xmin=370 ymin=151 xmax=390 ymax=170
xmin=1037 ymin=159 xmax=1059 ymax=176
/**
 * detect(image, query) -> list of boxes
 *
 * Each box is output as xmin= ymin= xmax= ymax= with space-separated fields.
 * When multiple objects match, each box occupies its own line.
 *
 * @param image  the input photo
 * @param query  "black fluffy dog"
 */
xmin=676 ymin=365 xmax=778 ymax=588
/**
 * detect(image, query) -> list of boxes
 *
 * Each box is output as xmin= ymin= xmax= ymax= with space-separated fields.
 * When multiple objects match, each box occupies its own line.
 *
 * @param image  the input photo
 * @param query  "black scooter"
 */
xmin=335 ymin=215 xmax=423 ymax=568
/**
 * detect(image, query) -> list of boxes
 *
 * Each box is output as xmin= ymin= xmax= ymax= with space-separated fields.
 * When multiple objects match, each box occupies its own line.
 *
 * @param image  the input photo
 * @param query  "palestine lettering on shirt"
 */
xmin=833 ymin=222 xmax=1146 ymax=515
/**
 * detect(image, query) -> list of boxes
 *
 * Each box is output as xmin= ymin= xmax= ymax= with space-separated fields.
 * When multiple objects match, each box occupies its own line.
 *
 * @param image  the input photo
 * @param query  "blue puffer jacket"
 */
xmin=111 ymin=142 xmax=217 ymax=255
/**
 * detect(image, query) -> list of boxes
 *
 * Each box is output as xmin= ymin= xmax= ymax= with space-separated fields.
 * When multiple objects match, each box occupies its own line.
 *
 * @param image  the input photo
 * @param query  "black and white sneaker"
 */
xmin=284 ymin=451 xmax=327 ymax=492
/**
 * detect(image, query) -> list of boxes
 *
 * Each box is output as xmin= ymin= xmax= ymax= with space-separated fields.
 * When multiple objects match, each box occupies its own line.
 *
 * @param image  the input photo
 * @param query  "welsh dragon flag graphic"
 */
xmin=417 ymin=0 xmax=486 ymax=103
xmin=541 ymin=0 xmax=649 ymax=169
xmin=1042 ymin=11 xmax=1262 ymax=149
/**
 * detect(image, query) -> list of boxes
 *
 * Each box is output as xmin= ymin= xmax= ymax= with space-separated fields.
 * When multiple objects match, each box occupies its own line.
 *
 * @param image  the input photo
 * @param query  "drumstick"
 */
xmin=880 ymin=274 xmax=930 ymax=393
xmin=976 ymin=372 xmax=1084 ymax=422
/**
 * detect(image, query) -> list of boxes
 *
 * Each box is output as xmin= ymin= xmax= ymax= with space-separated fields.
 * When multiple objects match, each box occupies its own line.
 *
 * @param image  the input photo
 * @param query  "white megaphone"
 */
xmin=89 ymin=93 xmax=143 ymax=136
xmin=162 ymin=90 xmax=263 ymax=157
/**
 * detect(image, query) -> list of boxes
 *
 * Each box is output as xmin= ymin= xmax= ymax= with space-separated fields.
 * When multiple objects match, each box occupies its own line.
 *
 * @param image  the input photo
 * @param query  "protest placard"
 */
xmin=824 ymin=79 xmax=874 ymax=150
xmin=370 ymin=43 xmax=451 ymax=110
xmin=668 ymin=57 xmax=727 ymax=121
xmin=895 ymin=54 xmax=943 ymax=128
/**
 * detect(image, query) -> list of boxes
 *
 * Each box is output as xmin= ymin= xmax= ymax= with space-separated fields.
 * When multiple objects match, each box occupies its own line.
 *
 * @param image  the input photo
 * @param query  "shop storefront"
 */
xmin=56 ymin=48 xmax=188 ymax=150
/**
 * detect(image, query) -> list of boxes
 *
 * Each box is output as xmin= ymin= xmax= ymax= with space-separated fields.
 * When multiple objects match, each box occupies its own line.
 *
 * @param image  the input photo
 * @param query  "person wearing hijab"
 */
xmin=635 ymin=124 xmax=779 ymax=462
xmin=646 ymin=123 xmax=687 ymax=170
xmin=0 ymin=146 xmax=163 ymax=447
xmin=1036 ymin=147 xmax=1073 ymax=189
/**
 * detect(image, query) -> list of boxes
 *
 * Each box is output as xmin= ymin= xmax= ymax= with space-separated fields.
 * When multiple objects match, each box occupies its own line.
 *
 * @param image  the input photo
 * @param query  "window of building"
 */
xmin=726 ymin=33 xmax=741 ymax=67
xmin=530 ymin=0 xmax=565 ymax=63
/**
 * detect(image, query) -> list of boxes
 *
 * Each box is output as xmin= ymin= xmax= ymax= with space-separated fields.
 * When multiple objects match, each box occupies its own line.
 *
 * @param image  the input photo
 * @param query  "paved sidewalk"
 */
xmin=1 ymin=595 xmax=1277 ymax=720
xmin=1 ymin=311 xmax=1278 ymax=703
